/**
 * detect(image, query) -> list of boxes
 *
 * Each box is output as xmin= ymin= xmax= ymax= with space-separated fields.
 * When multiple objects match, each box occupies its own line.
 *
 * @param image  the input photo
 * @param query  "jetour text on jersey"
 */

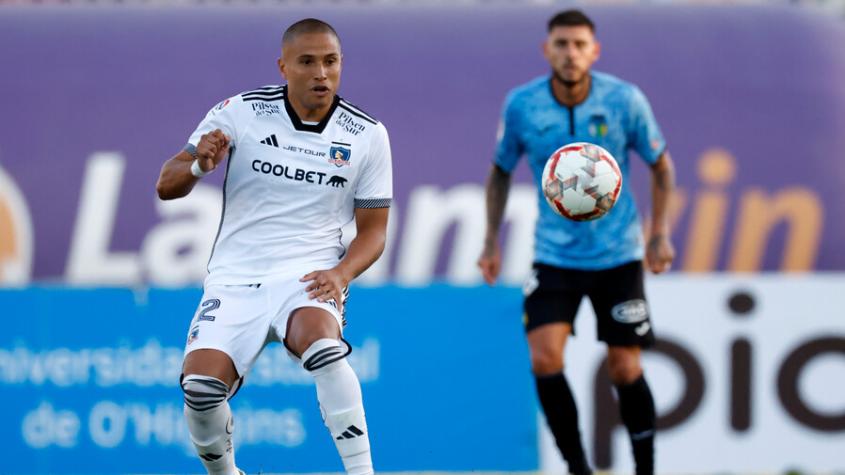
xmin=251 ymin=159 xmax=338 ymax=186
xmin=282 ymin=145 xmax=327 ymax=158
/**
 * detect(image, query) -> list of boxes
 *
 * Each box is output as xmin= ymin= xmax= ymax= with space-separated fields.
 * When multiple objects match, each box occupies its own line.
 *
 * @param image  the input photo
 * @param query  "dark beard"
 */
xmin=553 ymin=70 xmax=583 ymax=89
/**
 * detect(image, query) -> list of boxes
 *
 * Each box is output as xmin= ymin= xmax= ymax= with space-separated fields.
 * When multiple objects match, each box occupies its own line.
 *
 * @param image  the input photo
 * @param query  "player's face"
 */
xmin=544 ymin=25 xmax=600 ymax=85
xmin=278 ymin=32 xmax=342 ymax=112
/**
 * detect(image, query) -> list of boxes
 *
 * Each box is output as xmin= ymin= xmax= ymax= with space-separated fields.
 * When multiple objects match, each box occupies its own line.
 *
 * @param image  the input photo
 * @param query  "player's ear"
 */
xmin=593 ymin=40 xmax=601 ymax=61
xmin=277 ymin=58 xmax=287 ymax=79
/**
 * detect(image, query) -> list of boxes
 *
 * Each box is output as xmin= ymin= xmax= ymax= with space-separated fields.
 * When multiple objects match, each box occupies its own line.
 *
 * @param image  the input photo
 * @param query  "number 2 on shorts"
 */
xmin=198 ymin=298 xmax=220 ymax=321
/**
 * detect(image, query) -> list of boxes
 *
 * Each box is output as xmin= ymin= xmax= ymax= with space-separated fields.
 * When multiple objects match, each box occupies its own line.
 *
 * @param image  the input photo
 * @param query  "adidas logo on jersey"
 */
xmin=335 ymin=425 xmax=365 ymax=440
xmin=260 ymin=135 xmax=279 ymax=147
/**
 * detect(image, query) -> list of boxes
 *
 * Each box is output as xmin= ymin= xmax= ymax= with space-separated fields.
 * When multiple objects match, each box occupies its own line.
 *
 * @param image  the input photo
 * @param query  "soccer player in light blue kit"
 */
xmin=478 ymin=10 xmax=676 ymax=475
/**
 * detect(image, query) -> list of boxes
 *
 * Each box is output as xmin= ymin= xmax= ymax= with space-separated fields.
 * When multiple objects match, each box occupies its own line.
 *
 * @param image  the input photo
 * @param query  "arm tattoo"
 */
xmin=649 ymin=153 xmax=675 ymax=239
xmin=654 ymin=167 xmax=671 ymax=191
xmin=651 ymin=152 xmax=675 ymax=191
xmin=648 ymin=234 xmax=663 ymax=254
xmin=485 ymin=165 xmax=511 ymax=245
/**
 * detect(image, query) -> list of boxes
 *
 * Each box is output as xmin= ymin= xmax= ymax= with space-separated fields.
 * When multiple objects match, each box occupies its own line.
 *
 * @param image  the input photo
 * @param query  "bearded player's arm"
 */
xmin=479 ymin=90 xmax=523 ymax=285
xmin=647 ymin=152 xmax=675 ymax=273
xmin=628 ymin=86 xmax=675 ymax=274
xmin=479 ymin=165 xmax=512 ymax=285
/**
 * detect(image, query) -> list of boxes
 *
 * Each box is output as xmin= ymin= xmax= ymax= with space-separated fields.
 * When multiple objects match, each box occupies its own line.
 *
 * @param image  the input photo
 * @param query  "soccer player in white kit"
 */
xmin=155 ymin=19 xmax=391 ymax=475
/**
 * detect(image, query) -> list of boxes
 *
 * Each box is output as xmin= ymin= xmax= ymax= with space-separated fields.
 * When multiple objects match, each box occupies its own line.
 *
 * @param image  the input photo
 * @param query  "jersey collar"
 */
xmin=282 ymin=85 xmax=340 ymax=134
xmin=547 ymin=73 xmax=593 ymax=108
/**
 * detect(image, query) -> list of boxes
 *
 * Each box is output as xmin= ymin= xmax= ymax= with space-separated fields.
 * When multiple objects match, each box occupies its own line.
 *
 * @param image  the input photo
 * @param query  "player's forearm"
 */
xmin=336 ymin=228 xmax=386 ymax=282
xmin=649 ymin=152 xmax=675 ymax=236
xmin=484 ymin=165 xmax=511 ymax=246
xmin=156 ymin=151 xmax=200 ymax=200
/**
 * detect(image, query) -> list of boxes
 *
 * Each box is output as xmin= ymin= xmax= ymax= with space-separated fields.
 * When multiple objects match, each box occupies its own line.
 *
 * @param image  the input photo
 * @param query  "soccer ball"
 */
xmin=541 ymin=142 xmax=622 ymax=221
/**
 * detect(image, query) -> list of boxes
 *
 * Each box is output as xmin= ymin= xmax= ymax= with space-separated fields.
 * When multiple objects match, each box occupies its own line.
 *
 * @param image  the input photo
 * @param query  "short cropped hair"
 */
xmin=282 ymin=18 xmax=340 ymax=47
xmin=547 ymin=9 xmax=595 ymax=33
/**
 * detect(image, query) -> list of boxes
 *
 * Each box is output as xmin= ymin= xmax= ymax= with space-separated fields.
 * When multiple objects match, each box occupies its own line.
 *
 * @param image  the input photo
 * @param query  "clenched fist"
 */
xmin=195 ymin=129 xmax=230 ymax=173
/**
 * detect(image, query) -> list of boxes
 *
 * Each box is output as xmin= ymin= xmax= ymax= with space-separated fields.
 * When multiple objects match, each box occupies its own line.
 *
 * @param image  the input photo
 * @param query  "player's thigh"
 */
xmin=589 ymin=260 xmax=655 ymax=348
xmin=268 ymin=274 xmax=348 ymax=357
xmin=523 ymin=263 xmax=584 ymax=334
xmin=526 ymin=322 xmax=573 ymax=374
xmin=183 ymin=349 xmax=239 ymax=388
xmin=606 ymin=345 xmax=643 ymax=384
xmin=182 ymin=284 xmax=271 ymax=380
xmin=285 ymin=306 xmax=342 ymax=356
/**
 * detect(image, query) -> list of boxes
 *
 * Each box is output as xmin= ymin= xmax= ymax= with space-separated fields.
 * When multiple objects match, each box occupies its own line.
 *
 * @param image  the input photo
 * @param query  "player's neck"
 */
xmin=551 ymin=74 xmax=591 ymax=107
xmin=288 ymin=95 xmax=333 ymax=123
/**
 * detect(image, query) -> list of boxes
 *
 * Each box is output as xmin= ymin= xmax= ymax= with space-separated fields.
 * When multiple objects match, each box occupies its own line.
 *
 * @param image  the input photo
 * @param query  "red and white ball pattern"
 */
xmin=541 ymin=142 xmax=622 ymax=221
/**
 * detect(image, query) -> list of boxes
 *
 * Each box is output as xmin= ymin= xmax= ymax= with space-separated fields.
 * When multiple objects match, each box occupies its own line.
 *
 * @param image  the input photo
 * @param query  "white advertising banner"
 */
xmin=541 ymin=275 xmax=845 ymax=474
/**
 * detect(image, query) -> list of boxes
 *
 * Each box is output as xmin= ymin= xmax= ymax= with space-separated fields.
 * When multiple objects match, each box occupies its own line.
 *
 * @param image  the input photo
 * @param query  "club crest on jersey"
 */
xmin=187 ymin=326 xmax=200 ymax=345
xmin=213 ymin=99 xmax=230 ymax=113
xmin=651 ymin=139 xmax=662 ymax=152
xmin=329 ymin=143 xmax=351 ymax=167
xmin=588 ymin=114 xmax=608 ymax=138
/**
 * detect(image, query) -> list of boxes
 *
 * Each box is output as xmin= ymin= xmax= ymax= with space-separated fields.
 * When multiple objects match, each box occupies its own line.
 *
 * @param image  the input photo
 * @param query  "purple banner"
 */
xmin=1 ymin=5 xmax=844 ymax=285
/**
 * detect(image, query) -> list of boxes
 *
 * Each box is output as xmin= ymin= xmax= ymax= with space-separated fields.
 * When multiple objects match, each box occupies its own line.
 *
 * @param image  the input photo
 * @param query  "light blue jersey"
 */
xmin=495 ymin=71 xmax=666 ymax=270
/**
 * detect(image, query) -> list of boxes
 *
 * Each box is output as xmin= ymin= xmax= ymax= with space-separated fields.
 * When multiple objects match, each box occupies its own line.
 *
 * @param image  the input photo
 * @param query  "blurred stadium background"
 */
xmin=1 ymin=0 xmax=843 ymax=474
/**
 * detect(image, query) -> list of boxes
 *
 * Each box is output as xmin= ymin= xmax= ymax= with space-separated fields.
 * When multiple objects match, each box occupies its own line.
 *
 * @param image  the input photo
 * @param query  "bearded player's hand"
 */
xmin=646 ymin=234 xmax=675 ymax=274
xmin=477 ymin=240 xmax=502 ymax=285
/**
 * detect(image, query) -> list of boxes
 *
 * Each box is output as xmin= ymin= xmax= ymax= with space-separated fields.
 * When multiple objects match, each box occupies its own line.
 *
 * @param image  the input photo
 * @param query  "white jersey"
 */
xmin=186 ymin=85 xmax=393 ymax=286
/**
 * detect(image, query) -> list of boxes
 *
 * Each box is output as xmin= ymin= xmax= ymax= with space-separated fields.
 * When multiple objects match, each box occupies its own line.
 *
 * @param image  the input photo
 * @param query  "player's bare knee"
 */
xmin=182 ymin=349 xmax=239 ymax=387
xmin=286 ymin=308 xmax=342 ymax=356
xmin=530 ymin=347 xmax=565 ymax=375
xmin=606 ymin=351 xmax=642 ymax=385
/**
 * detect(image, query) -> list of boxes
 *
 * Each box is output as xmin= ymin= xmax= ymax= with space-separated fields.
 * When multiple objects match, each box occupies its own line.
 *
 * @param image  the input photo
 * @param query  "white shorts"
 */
xmin=183 ymin=272 xmax=347 ymax=377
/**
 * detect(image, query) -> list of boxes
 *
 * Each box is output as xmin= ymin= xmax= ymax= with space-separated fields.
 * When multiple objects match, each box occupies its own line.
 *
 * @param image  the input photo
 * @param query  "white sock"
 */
xmin=182 ymin=374 xmax=239 ymax=475
xmin=303 ymin=339 xmax=373 ymax=475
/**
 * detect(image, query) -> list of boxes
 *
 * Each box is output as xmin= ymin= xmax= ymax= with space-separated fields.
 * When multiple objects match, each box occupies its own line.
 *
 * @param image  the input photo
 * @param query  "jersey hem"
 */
xmin=533 ymin=252 xmax=644 ymax=272
xmin=204 ymin=262 xmax=341 ymax=287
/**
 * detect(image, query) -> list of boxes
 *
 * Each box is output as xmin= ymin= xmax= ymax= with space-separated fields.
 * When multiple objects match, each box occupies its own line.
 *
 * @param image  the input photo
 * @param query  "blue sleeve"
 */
xmin=493 ymin=91 xmax=524 ymax=172
xmin=627 ymin=87 xmax=666 ymax=165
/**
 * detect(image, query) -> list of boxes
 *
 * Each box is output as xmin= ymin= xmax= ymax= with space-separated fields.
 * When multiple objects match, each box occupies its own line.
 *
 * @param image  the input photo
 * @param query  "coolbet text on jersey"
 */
xmin=186 ymin=85 xmax=393 ymax=286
